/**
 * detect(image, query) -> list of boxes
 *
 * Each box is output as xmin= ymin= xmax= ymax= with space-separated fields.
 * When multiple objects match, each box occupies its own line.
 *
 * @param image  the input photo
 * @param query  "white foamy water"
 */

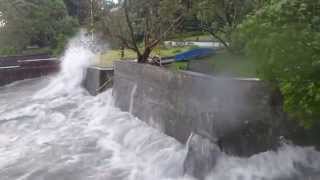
xmin=0 ymin=34 xmax=320 ymax=180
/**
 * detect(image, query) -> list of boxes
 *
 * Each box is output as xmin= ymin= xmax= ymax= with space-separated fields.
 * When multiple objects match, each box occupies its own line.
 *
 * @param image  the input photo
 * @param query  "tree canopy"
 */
xmin=0 ymin=0 xmax=79 ymax=55
xmin=185 ymin=0 xmax=259 ymax=51
xmin=93 ymin=0 xmax=189 ymax=62
xmin=239 ymin=0 xmax=320 ymax=128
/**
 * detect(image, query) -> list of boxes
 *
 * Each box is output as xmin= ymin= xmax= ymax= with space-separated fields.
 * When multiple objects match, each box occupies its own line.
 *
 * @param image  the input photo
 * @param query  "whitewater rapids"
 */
xmin=0 ymin=35 xmax=320 ymax=180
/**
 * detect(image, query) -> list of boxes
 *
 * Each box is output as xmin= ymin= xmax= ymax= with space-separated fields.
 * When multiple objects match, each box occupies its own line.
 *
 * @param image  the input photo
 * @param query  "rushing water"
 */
xmin=1 ymin=35 xmax=320 ymax=180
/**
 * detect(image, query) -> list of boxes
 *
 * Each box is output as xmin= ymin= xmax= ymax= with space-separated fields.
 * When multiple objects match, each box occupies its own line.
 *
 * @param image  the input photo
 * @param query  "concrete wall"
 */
xmin=0 ymin=59 xmax=60 ymax=86
xmin=113 ymin=61 xmax=286 ymax=156
xmin=0 ymin=53 xmax=51 ymax=66
xmin=82 ymin=66 xmax=114 ymax=95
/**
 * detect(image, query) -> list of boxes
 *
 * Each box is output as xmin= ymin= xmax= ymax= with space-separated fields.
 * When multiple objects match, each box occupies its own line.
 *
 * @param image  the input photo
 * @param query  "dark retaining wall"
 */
xmin=0 ymin=53 xmax=51 ymax=67
xmin=82 ymin=66 xmax=114 ymax=95
xmin=0 ymin=57 xmax=60 ymax=86
xmin=113 ymin=61 xmax=287 ymax=156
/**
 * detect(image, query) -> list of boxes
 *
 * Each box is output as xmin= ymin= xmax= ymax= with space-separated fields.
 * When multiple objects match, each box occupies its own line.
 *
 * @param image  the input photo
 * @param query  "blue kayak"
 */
xmin=175 ymin=48 xmax=215 ymax=62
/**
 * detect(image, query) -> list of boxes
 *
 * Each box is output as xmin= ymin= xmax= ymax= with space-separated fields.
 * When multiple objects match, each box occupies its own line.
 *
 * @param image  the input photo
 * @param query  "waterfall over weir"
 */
xmin=0 ymin=35 xmax=320 ymax=180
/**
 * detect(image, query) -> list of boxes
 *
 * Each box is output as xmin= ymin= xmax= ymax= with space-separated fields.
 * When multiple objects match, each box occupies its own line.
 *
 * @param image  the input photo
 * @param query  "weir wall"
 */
xmin=112 ymin=61 xmax=286 ymax=156
xmin=0 ymin=56 xmax=60 ymax=86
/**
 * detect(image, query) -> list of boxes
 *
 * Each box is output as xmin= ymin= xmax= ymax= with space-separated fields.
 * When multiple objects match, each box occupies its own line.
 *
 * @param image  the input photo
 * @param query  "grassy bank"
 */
xmin=168 ymin=51 xmax=257 ymax=77
xmin=97 ymin=46 xmax=192 ymax=67
xmin=206 ymin=52 xmax=257 ymax=77
xmin=98 ymin=46 xmax=257 ymax=78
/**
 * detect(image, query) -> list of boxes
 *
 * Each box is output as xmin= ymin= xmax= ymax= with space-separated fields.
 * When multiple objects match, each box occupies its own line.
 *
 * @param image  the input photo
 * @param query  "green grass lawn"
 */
xmin=97 ymin=46 xmax=193 ymax=67
xmin=167 ymin=62 xmax=188 ymax=72
xmin=98 ymin=49 xmax=136 ymax=67
xmin=168 ymin=51 xmax=257 ymax=77
xmin=97 ymin=32 xmax=217 ymax=67
xmin=210 ymin=52 xmax=257 ymax=77
xmin=98 ymin=46 xmax=257 ymax=78
xmin=194 ymin=51 xmax=257 ymax=77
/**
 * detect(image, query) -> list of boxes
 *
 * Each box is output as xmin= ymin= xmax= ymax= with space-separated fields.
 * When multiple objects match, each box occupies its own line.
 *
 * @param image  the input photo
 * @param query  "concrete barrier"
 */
xmin=0 ymin=65 xmax=59 ymax=86
xmin=113 ymin=61 xmax=287 ymax=157
xmin=82 ymin=66 xmax=114 ymax=95
xmin=0 ymin=57 xmax=60 ymax=86
xmin=0 ymin=53 xmax=51 ymax=67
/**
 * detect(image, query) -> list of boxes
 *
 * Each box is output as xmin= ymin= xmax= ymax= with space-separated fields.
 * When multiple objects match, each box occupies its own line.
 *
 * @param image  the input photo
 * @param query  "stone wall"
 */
xmin=113 ymin=61 xmax=286 ymax=156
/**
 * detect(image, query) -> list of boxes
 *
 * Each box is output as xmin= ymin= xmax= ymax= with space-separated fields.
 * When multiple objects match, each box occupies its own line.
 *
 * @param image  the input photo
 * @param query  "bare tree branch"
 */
xmin=123 ymin=0 xmax=141 ymax=55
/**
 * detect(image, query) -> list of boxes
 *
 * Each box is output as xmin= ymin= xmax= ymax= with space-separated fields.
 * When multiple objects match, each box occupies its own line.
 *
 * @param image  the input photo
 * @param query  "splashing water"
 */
xmin=35 ymin=33 xmax=95 ymax=98
xmin=207 ymin=145 xmax=320 ymax=180
xmin=0 ymin=34 xmax=320 ymax=180
xmin=0 ymin=33 xmax=189 ymax=180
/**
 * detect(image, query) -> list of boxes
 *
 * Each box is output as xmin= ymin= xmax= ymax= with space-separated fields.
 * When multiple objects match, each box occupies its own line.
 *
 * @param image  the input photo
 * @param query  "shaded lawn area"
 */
xmin=206 ymin=52 xmax=257 ymax=77
xmin=97 ymin=46 xmax=193 ymax=67
xmin=98 ymin=46 xmax=257 ymax=78
xmin=168 ymin=61 xmax=188 ymax=71
xmin=169 ymin=51 xmax=257 ymax=78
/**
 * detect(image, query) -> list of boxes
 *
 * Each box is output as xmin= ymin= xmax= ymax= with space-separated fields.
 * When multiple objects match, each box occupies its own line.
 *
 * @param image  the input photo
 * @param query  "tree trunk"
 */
xmin=137 ymin=47 xmax=152 ymax=63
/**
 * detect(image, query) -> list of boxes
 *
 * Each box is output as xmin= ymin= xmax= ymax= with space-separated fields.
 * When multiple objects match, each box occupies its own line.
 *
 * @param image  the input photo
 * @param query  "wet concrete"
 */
xmin=113 ymin=61 xmax=287 ymax=157
xmin=0 ymin=55 xmax=60 ymax=86
xmin=82 ymin=66 xmax=114 ymax=95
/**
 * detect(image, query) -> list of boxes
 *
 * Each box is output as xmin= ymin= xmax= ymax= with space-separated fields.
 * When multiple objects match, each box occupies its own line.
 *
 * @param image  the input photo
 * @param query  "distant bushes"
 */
xmin=52 ymin=17 xmax=79 ymax=56
xmin=0 ymin=0 xmax=79 ymax=56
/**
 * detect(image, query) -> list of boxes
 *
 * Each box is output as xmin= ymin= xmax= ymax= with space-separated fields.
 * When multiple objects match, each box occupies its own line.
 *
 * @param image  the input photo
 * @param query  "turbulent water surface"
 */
xmin=1 ymin=35 xmax=320 ymax=180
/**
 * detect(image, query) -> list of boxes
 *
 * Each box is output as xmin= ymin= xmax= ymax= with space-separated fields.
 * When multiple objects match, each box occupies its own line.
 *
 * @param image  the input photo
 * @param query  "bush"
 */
xmin=52 ymin=16 xmax=79 ymax=55
xmin=0 ymin=0 xmax=79 ymax=56
xmin=239 ymin=0 xmax=320 ymax=128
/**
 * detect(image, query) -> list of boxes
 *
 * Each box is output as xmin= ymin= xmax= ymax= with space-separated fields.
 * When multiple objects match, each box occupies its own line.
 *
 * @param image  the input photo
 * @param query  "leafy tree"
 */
xmin=239 ymin=0 xmax=320 ymax=128
xmin=94 ymin=0 xmax=190 ymax=63
xmin=187 ymin=0 xmax=260 ymax=51
xmin=0 ymin=0 xmax=79 ymax=55
xmin=63 ymin=0 xmax=106 ymax=25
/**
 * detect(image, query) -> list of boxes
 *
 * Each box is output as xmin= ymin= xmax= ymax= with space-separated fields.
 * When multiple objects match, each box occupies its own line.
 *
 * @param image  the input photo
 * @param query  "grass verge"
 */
xmin=98 ymin=46 xmax=193 ymax=67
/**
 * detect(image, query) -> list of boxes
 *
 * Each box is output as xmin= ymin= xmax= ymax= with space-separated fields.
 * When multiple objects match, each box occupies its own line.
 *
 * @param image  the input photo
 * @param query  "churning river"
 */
xmin=0 ymin=37 xmax=320 ymax=180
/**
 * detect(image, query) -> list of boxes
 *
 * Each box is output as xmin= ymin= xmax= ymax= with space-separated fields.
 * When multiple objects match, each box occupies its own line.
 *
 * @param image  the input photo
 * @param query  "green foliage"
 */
xmin=63 ymin=0 xmax=92 ymax=24
xmin=93 ymin=0 xmax=189 ymax=62
xmin=0 ymin=47 xmax=17 ymax=56
xmin=0 ymin=0 xmax=79 ymax=55
xmin=168 ymin=62 xmax=188 ymax=71
xmin=207 ymin=51 xmax=257 ymax=77
xmin=98 ymin=46 xmax=193 ymax=67
xmin=239 ymin=0 xmax=320 ymax=128
xmin=187 ymin=0 xmax=259 ymax=50
xmin=52 ymin=16 xmax=79 ymax=55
